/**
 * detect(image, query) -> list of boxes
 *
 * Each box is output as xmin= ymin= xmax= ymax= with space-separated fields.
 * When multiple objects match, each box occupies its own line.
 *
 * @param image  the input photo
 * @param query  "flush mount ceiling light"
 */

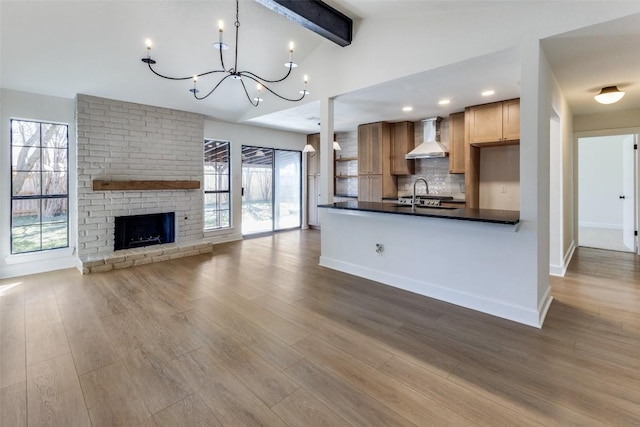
xmin=141 ymin=0 xmax=308 ymax=107
xmin=481 ymin=90 xmax=495 ymax=97
xmin=402 ymin=106 xmax=413 ymax=112
xmin=438 ymin=99 xmax=450 ymax=105
xmin=594 ymin=86 xmax=625 ymax=104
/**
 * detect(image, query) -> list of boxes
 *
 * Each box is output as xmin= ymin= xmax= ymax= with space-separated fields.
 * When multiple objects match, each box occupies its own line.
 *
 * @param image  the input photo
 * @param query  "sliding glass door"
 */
xmin=274 ymin=150 xmax=301 ymax=230
xmin=241 ymin=146 xmax=301 ymax=235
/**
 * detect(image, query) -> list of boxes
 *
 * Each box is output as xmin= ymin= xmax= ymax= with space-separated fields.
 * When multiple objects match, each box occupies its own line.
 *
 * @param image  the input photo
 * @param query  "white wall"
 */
xmin=578 ymin=136 xmax=624 ymax=228
xmin=203 ymin=119 xmax=306 ymax=234
xmin=549 ymin=113 xmax=563 ymax=274
xmin=574 ymin=108 xmax=640 ymax=132
xmin=544 ymin=61 xmax=575 ymax=277
xmin=246 ymin=2 xmax=640 ymax=122
xmin=521 ymin=37 xmax=552 ymax=320
xmin=320 ymin=209 xmax=548 ymax=327
xmin=0 ymin=89 xmax=77 ymax=278
xmin=561 ymin=107 xmax=575 ymax=269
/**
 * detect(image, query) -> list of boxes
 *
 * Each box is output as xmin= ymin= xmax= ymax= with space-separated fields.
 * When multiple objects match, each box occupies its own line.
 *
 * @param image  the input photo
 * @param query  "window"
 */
xmin=204 ymin=139 xmax=231 ymax=230
xmin=10 ymin=119 xmax=69 ymax=254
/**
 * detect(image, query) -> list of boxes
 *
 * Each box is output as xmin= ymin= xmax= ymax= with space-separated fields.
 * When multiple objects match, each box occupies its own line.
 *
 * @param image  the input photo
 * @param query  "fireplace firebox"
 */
xmin=114 ymin=212 xmax=175 ymax=251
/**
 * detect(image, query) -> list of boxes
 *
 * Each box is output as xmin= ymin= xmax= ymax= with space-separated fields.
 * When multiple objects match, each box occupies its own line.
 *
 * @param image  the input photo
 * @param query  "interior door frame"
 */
xmin=575 ymin=128 xmax=639 ymax=254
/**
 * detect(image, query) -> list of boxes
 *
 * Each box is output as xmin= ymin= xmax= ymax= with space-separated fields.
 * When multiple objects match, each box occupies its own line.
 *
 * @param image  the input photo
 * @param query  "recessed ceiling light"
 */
xmin=438 ymin=99 xmax=450 ymax=105
xmin=481 ymin=90 xmax=495 ymax=97
xmin=402 ymin=106 xmax=413 ymax=112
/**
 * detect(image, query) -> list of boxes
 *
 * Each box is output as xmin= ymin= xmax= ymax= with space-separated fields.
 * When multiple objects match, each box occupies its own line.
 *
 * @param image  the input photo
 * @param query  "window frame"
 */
xmin=203 ymin=138 xmax=231 ymax=231
xmin=10 ymin=118 xmax=70 ymax=254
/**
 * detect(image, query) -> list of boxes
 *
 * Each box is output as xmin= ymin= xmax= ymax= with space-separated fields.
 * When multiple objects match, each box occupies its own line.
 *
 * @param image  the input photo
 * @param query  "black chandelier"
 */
xmin=141 ymin=0 xmax=309 ymax=106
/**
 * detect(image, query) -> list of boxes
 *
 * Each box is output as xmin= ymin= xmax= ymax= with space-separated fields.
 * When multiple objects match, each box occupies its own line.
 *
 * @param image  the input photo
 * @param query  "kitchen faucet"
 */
xmin=412 ymin=177 xmax=429 ymax=209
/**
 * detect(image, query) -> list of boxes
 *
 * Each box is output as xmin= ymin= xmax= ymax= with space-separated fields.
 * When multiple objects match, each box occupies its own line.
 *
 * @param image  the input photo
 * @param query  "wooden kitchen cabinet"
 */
xmin=448 ymin=112 xmax=465 ymax=174
xmin=391 ymin=121 xmax=415 ymax=175
xmin=357 ymin=122 xmax=397 ymax=202
xmin=358 ymin=122 xmax=390 ymax=175
xmin=306 ymin=133 xmax=321 ymax=228
xmin=464 ymin=99 xmax=520 ymax=209
xmin=358 ymin=175 xmax=383 ymax=202
xmin=502 ymin=98 xmax=520 ymax=141
xmin=307 ymin=174 xmax=321 ymax=227
xmin=468 ymin=98 xmax=520 ymax=146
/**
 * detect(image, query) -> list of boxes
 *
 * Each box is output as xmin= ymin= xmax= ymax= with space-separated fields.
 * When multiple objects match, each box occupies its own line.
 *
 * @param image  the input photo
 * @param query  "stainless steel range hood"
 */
xmin=405 ymin=117 xmax=449 ymax=159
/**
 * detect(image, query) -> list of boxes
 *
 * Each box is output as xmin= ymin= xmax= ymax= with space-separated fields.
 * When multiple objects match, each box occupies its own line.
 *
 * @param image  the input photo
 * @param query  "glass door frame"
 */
xmin=241 ymin=145 xmax=302 ymax=236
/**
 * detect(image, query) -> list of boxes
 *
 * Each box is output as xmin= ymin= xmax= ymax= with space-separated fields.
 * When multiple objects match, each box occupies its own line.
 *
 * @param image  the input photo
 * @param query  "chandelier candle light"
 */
xmin=141 ymin=0 xmax=308 ymax=106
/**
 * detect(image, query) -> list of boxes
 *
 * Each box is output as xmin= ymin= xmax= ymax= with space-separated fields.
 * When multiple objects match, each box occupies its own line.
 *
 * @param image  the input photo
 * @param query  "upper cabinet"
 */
xmin=357 ymin=122 xmax=397 ymax=201
xmin=358 ymin=122 xmax=390 ymax=175
xmin=306 ymin=133 xmax=321 ymax=175
xmin=390 ymin=121 xmax=415 ymax=175
xmin=448 ymin=112 xmax=465 ymax=174
xmin=464 ymin=98 xmax=520 ymax=209
xmin=467 ymin=98 xmax=520 ymax=146
xmin=501 ymin=99 xmax=520 ymax=141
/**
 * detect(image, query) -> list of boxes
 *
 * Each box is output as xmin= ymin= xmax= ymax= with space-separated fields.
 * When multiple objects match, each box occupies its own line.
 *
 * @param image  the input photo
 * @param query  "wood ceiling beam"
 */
xmin=255 ymin=0 xmax=352 ymax=47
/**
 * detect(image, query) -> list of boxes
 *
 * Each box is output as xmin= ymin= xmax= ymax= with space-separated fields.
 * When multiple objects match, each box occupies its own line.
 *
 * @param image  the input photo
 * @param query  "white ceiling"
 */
xmin=0 ymin=0 xmax=323 ymax=123
xmin=248 ymin=47 xmax=522 ymax=132
xmin=541 ymin=12 xmax=640 ymax=116
xmin=1 ymin=2 xmax=639 ymax=134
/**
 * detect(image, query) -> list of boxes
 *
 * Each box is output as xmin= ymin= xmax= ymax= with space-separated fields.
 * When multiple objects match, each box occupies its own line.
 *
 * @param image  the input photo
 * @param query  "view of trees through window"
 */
xmin=11 ymin=119 xmax=69 ymax=254
xmin=241 ymin=146 xmax=301 ymax=235
xmin=204 ymin=139 xmax=231 ymax=230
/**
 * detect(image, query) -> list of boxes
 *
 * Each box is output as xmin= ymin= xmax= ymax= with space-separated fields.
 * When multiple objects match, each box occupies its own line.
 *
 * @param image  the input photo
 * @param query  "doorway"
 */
xmin=241 ymin=146 xmax=301 ymax=235
xmin=578 ymin=133 xmax=637 ymax=252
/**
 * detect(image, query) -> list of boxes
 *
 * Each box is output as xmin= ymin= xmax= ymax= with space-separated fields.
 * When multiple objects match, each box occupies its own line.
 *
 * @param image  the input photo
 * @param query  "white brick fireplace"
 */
xmin=76 ymin=95 xmax=212 ymax=273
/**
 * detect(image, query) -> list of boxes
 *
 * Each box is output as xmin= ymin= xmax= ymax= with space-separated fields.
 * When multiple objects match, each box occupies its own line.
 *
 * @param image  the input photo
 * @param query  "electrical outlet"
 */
xmin=501 ymin=184 xmax=506 ymax=193
xmin=375 ymin=243 xmax=384 ymax=255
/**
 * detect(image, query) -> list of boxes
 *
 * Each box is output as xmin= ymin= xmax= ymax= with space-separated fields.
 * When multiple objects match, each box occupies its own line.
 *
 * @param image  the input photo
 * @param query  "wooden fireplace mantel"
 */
xmin=92 ymin=180 xmax=201 ymax=191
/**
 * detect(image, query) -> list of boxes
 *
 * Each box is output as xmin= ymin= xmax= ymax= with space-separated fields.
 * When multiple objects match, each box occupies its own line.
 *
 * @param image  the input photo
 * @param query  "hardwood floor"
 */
xmin=1 ymin=231 xmax=639 ymax=426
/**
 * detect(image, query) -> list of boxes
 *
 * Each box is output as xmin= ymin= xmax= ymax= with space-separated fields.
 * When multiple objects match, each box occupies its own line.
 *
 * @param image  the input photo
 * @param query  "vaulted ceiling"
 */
xmin=2 ymin=1 xmax=639 ymax=133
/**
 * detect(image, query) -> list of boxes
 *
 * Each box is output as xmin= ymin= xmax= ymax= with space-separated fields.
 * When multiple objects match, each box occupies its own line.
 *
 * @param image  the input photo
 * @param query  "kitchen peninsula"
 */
xmin=322 ymin=200 xmax=520 ymax=225
xmin=318 ymin=202 xmax=550 ymax=328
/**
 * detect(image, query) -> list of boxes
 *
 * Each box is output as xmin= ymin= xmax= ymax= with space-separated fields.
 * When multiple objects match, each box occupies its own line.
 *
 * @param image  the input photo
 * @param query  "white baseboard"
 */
xmin=579 ymin=222 xmax=622 ymax=230
xmin=537 ymin=285 xmax=553 ymax=327
xmin=1 ymin=255 xmax=78 ymax=279
xmin=205 ymin=232 xmax=243 ymax=245
xmin=320 ymin=256 xmax=545 ymax=328
xmin=549 ymin=240 xmax=576 ymax=277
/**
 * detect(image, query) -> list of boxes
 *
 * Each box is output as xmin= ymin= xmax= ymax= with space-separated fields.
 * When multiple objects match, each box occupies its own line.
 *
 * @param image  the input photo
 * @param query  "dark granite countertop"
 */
xmin=319 ymin=201 xmax=519 ymax=225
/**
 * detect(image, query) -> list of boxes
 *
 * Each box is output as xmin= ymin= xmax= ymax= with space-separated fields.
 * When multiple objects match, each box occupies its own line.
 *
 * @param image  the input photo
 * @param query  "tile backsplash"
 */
xmin=400 ymin=119 xmax=465 ymax=198
xmin=333 ymin=124 xmax=466 ymax=200
xmin=398 ymin=158 xmax=465 ymax=198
